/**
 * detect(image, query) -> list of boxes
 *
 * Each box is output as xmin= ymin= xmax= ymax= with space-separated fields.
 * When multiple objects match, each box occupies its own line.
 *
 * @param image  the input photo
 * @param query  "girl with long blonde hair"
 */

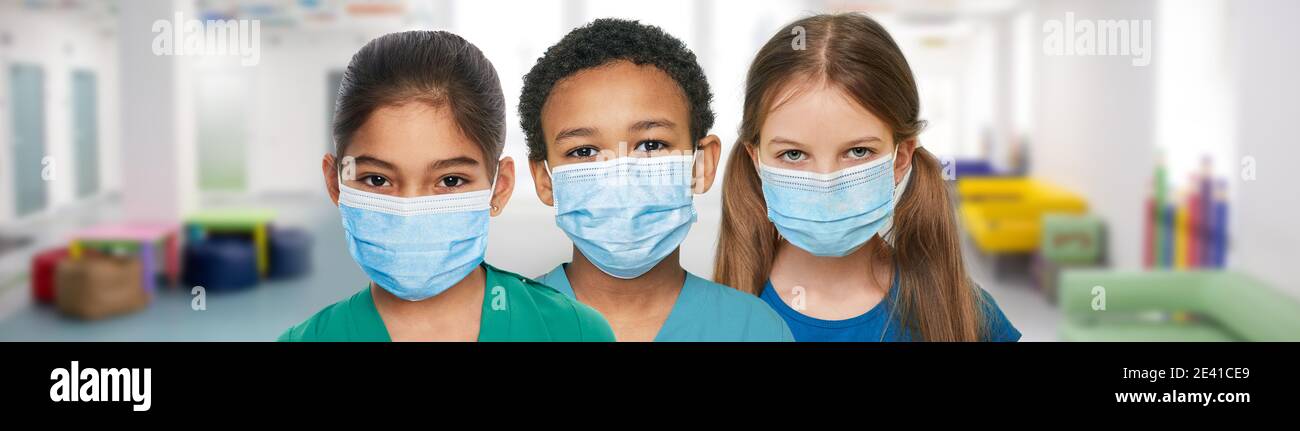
xmin=714 ymin=13 xmax=1019 ymax=341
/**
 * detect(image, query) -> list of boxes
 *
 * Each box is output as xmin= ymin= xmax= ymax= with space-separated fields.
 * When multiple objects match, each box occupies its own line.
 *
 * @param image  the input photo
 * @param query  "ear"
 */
xmin=894 ymin=138 xmax=918 ymax=185
xmin=743 ymin=141 xmax=760 ymax=174
xmin=489 ymin=157 xmax=516 ymax=217
xmin=528 ymin=157 xmax=555 ymax=206
xmin=322 ymin=153 xmax=340 ymax=206
xmin=692 ymin=134 xmax=723 ymax=194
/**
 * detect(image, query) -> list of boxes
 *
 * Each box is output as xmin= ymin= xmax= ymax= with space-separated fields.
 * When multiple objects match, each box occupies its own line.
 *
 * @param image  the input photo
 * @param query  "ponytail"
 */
xmin=713 ymin=13 xmax=988 ymax=341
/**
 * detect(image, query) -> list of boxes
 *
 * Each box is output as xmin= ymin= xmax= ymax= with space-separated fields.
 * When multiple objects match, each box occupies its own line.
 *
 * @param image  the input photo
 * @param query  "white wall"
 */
xmin=959 ymin=20 xmax=998 ymax=162
xmin=0 ymin=3 xmax=120 ymax=224
xmin=1029 ymin=0 xmax=1158 ymax=269
xmin=1227 ymin=0 xmax=1300 ymax=300
xmin=118 ymin=0 xmax=198 ymax=222
xmin=242 ymin=29 xmax=371 ymax=195
xmin=1154 ymin=0 xmax=1233 ymax=189
xmin=889 ymin=16 xmax=970 ymax=161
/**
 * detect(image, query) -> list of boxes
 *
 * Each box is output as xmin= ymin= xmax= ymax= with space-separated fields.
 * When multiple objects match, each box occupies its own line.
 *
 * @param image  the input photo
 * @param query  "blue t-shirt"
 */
xmin=538 ymin=264 xmax=793 ymax=342
xmin=758 ymin=274 xmax=1021 ymax=342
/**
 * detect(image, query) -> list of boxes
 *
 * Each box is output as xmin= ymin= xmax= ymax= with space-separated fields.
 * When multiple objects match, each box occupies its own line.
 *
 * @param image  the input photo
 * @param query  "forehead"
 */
xmin=540 ymin=61 xmax=691 ymax=139
xmin=761 ymin=81 xmax=892 ymax=145
xmin=346 ymin=102 xmax=485 ymax=165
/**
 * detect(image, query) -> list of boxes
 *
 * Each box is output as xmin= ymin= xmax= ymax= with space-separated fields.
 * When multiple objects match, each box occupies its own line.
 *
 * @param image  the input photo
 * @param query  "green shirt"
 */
xmin=278 ymin=263 xmax=615 ymax=341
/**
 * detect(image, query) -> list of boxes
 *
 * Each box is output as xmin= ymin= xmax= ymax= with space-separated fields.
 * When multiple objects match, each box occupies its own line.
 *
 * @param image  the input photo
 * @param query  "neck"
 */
xmin=771 ymin=236 xmax=893 ymax=294
xmin=565 ymin=247 xmax=685 ymax=314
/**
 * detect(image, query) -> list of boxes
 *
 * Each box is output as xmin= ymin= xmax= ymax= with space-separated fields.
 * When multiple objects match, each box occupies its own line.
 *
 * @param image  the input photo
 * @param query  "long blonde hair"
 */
xmin=714 ymin=13 xmax=987 ymax=341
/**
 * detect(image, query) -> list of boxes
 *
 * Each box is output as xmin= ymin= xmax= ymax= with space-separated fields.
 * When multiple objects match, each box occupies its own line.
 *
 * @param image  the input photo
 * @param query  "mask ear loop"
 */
xmin=542 ymin=159 xmax=562 ymax=211
xmin=486 ymin=159 xmax=503 ymax=213
xmin=687 ymin=148 xmax=702 ymax=195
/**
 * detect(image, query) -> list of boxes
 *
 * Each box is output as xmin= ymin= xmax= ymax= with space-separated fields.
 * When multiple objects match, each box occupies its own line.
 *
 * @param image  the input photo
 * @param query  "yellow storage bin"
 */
xmin=957 ymin=178 xmax=1088 ymax=254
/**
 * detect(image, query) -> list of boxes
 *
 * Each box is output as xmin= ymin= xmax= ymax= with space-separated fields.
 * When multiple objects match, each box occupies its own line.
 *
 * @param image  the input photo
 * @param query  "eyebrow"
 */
xmin=350 ymin=155 xmax=479 ymax=172
xmin=844 ymin=136 xmax=884 ymax=146
xmin=629 ymin=118 xmax=676 ymax=132
xmin=429 ymin=156 xmax=480 ymax=171
xmin=554 ymin=127 xmax=595 ymax=143
xmin=767 ymin=136 xmax=883 ymax=146
xmin=553 ymin=118 xmax=678 ymax=144
xmin=767 ymin=136 xmax=806 ymax=147
xmin=351 ymin=155 xmax=396 ymax=171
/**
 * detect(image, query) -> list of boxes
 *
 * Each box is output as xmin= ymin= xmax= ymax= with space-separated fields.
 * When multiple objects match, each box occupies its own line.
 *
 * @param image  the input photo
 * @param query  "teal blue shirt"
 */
xmin=537 ymin=264 xmax=793 ymax=342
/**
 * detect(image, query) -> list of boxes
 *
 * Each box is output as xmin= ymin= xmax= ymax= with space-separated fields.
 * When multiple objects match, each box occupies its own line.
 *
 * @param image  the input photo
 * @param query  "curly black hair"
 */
xmin=519 ymin=18 xmax=716 ymax=162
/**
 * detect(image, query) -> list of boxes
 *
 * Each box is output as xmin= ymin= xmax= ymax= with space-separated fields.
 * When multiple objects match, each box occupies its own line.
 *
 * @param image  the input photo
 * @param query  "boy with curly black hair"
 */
xmin=520 ymin=18 xmax=792 ymax=342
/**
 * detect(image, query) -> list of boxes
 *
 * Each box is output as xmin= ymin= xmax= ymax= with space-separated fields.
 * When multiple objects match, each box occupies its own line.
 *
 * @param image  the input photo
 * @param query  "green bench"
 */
xmin=1059 ymin=270 xmax=1300 ymax=341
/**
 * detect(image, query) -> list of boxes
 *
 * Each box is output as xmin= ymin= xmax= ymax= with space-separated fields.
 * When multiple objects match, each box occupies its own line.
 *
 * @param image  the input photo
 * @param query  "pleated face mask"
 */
xmin=759 ymin=149 xmax=908 ymax=257
xmin=548 ymin=155 xmax=697 ymax=279
xmin=337 ymin=170 xmax=494 ymax=301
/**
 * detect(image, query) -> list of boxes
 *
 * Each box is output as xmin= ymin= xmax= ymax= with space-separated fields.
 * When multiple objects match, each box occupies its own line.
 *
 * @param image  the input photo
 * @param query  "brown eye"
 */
xmin=363 ymin=175 xmax=390 ymax=187
xmin=635 ymin=140 xmax=668 ymax=153
xmin=441 ymin=176 xmax=466 ymax=188
xmin=567 ymin=147 xmax=597 ymax=158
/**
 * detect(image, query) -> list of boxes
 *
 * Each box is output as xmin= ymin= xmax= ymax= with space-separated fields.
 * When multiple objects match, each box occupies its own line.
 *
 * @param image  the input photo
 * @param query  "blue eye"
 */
xmin=779 ymin=150 xmax=806 ymax=162
xmin=635 ymin=140 xmax=668 ymax=153
xmin=567 ymin=147 xmax=597 ymax=159
xmin=848 ymin=147 xmax=872 ymax=159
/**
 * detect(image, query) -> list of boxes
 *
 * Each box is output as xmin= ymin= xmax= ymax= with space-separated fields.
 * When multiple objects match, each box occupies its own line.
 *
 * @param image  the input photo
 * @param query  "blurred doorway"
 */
xmin=196 ymin=70 xmax=249 ymax=191
xmin=71 ymin=69 xmax=100 ymax=198
xmin=10 ymin=64 xmax=47 ymax=217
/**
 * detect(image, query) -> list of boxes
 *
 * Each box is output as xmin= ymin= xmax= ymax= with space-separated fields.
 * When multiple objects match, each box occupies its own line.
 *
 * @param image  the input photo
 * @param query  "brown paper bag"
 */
xmin=55 ymin=251 xmax=149 ymax=320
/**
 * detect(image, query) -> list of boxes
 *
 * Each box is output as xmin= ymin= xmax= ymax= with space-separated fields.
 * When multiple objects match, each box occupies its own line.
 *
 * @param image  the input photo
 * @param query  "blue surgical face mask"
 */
xmin=548 ymin=155 xmax=697 ymax=279
xmin=337 ymin=174 xmax=494 ymax=301
xmin=759 ymin=149 xmax=910 ymax=257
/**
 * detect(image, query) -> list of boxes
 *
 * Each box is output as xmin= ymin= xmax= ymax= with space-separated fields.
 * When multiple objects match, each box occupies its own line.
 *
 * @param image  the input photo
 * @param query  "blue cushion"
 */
xmin=183 ymin=237 xmax=258 ymax=290
xmin=268 ymin=226 xmax=312 ymax=280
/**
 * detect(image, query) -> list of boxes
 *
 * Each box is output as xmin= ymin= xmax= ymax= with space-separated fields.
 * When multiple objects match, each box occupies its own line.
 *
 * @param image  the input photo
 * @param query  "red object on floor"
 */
xmin=32 ymin=247 xmax=69 ymax=304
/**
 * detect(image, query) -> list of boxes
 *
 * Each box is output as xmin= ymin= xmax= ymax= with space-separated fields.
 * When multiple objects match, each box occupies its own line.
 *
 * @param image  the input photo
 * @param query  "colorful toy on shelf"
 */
xmin=185 ymin=208 xmax=277 ymax=277
xmin=1143 ymin=155 xmax=1228 ymax=269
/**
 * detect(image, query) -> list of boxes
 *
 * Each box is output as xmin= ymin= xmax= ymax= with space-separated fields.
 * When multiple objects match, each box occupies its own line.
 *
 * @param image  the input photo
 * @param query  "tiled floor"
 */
xmin=0 ymin=193 xmax=1062 ymax=341
xmin=963 ymin=243 xmax=1062 ymax=341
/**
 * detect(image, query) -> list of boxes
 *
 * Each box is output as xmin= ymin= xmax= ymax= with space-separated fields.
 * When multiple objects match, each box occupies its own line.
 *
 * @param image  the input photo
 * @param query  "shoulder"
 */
xmin=532 ymin=264 xmax=574 ymax=297
xmin=485 ymin=264 xmax=614 ymax=341
xmin=278 ymin=288 xmax=379 ymax=342
xmin=973 ymin=285 xmax=1021 ymax=342
xmin=687 ymin=274 xmax=794 ymax=342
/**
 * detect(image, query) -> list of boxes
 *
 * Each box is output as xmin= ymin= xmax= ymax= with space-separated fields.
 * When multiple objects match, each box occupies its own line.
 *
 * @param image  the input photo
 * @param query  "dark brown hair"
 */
xmin=714 ymin=13 xmax=988 ymax=341
xmin=332 ymin=30 xmax=505 ymax=173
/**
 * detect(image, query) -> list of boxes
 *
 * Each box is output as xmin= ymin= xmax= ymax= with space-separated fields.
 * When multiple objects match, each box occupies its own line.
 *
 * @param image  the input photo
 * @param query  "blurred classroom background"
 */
xmin=0 ymin=0 xmax=1297 ymax=341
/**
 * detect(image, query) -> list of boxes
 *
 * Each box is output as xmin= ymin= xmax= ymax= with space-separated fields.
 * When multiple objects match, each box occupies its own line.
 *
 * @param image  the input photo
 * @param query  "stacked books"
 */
xmin=1144 ymin=157 xmax=1228 ymax=269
